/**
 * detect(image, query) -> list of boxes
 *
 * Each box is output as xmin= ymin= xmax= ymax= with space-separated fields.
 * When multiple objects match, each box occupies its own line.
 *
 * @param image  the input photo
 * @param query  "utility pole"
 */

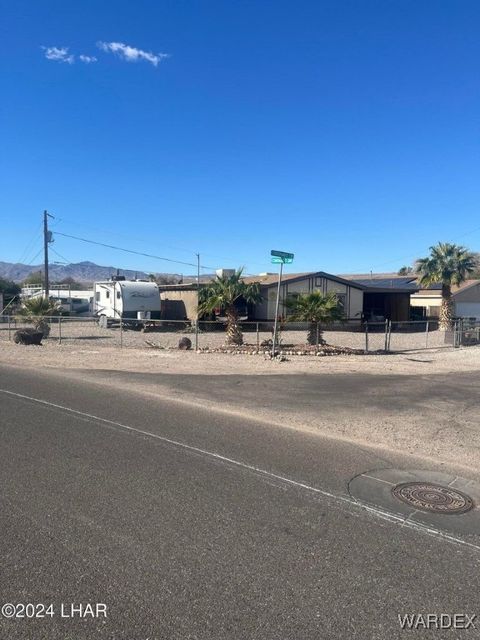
xmin=43 ymin=210 xmax=50 ymax=299
xmin=43 ymin=210 xmax=54 ymax=299
xmin=195 ymin=253 xmax=200 ymax=351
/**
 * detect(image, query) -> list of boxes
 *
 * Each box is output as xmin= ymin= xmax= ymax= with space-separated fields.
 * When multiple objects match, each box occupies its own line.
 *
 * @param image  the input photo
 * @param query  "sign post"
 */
xmin=270 ymin=250 xmax=294 ymax=357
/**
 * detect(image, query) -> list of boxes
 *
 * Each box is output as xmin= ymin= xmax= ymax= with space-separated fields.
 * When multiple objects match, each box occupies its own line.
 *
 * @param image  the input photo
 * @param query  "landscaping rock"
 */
xmin=178 ymin=337 xmax=192 ymax=350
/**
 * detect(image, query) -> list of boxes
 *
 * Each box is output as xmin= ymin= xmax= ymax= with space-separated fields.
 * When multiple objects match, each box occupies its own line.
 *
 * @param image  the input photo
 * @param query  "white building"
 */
xmin=21 ymin=285 xmax=93 ymax=316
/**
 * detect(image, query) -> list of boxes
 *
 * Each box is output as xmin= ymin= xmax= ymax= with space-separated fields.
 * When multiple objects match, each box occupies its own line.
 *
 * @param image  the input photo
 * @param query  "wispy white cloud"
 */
xmin=97 ymin=41 xmax=169 ymax=67
xmin=79 ymin=54 xmax=97 ymax=64
xmin=42 ymin=46 xmax=74 ymax=64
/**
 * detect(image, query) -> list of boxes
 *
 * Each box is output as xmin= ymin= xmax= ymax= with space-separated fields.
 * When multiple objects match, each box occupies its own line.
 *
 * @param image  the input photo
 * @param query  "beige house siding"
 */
xmin=410 ymin=294 xmax=441 ymax=317
xmin=411 ymin=282 xmax=480 ymax=318
xmin=348 ymin=287 xmax=364 ymax=318
xmin=160 ymin=290 xmax=198 ymax=320
xmin=264 ymin=274 xmax=363 ymax=320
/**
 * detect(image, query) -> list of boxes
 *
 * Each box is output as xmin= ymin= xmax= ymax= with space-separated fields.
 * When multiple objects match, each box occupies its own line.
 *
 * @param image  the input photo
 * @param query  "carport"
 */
xmin=362 ymin=290 xmax=412 ymax=321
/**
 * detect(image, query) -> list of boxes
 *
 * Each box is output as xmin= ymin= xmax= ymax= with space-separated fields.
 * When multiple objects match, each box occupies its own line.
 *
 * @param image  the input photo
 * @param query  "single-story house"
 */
xmin=410 ymin=280 xmax=480 ymax=319
xmin=244 ymin=271 xmax=417 ymax=321
xmin=157 ymin=271 xmax=418 ymax=323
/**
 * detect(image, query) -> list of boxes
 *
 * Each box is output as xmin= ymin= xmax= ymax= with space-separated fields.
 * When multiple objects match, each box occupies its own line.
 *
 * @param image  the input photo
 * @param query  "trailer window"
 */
xmin=95 ymin=292 xmax=100 ymax=301
xmin=106 ymin=291 xmax=110 ymax=299
xmin=116 ymin=291 xmax=121 ymax=299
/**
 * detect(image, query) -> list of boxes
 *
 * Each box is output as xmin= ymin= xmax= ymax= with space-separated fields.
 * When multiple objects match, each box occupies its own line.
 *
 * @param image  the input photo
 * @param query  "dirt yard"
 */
xmin=2 ymin=336 xmax=480 ymax=475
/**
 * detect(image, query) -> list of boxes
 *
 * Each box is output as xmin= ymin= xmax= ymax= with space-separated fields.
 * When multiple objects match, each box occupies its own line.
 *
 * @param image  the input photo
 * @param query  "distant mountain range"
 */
xmin=0 ymin=260 xmax=188 ymax=284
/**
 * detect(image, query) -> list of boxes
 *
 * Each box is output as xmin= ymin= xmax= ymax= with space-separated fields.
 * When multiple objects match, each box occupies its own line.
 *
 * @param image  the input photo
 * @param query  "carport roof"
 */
xmin=339 ymin=273 xmax=419 ymax=293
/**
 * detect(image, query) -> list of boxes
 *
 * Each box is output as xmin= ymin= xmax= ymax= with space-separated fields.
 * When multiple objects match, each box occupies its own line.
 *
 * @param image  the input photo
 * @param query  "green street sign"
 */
xmin=271 ymin=249 xmax=294 ymax=260
xmin=271 ymin=257 xmax=293 ymax=264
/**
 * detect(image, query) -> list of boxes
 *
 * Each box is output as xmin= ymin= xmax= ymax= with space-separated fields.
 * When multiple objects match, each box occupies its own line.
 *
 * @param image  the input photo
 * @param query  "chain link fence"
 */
xmin=2 ymin=315 xmax=479 ymax=353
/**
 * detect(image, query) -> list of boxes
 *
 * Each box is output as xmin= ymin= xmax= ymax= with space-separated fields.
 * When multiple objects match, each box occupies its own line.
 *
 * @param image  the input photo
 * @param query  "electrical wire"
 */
xmin=17 ymin=224 xmax=43 ymax=265
xmin=52 ymin=216 xmax=272 ymax=273
xmin=54 ymin=231 xmax=217 ymax=271
xmin=50 ymin=246 xmax=72 ymax=264
xmin=26 ymin=248 xmax=43 ymax=266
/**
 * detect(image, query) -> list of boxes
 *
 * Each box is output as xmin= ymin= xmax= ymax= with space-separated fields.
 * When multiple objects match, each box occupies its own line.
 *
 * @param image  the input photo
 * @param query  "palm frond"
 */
xmin=415 ymin=243 xmax=477 ymax=287
xmin=285 ymin=291 xmax=344 ymax=323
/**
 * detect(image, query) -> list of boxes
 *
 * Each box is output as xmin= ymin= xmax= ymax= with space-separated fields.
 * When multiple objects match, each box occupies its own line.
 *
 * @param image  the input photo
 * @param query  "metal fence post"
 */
xmin=256 ymin=322 xmax=259 ymax=351
xmin=194 ymin=319 xmax=199 ymax=351
xmin=58 ymin=316 xmax=62 ymax=344
xmin=365 ymin=321 xmax=369 ymax=354
xmin=425 ymin=320 xmax=429 ymax=349
xmin=8 ymin=315 xmax=11 ymax=341
xmin=384 ymin=319 xmax=388 ymax=352
xmin=120 ymin=318 xmax=123 ymax=348
xmin=316 ymin=322 xmax=320 ymax=351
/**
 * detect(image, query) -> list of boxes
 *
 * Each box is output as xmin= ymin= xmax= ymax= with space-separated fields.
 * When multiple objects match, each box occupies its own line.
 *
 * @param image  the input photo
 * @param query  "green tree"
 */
xmin=285 ymin=291 xmax=345 ymax=345
xmin=54 ymin=277 xmax=84 ymax=290
xmin=397 ymin=266 xmax=413 ymax=275
xmin=17 ymin=297 xmax=62 ymax=337
xmin=198 ymin=269 xmax=262 ymax=345
xmin=415 ymin=243 xmax=477 ymax=329
xmin=22 ymin=271 xmax=43 ymax=286
xmin=0 ymin=278 xmax=21 ymax=310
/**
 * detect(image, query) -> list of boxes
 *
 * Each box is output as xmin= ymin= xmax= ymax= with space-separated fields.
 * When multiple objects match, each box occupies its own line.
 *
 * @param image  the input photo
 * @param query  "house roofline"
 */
xmin=256 ymin=271 xmax=367 ymax=290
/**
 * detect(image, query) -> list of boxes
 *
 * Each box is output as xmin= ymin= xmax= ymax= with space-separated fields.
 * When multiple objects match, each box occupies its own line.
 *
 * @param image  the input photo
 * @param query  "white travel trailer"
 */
xmin=93 ymin=277 xmax=161 ymax=326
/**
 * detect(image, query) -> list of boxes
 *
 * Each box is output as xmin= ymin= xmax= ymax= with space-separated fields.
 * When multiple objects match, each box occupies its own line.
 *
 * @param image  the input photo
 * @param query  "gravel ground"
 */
xmin=0 ymin=323 xmax=477 ymax=377
xmin=0 ymin=317 xmax=449 ymax=352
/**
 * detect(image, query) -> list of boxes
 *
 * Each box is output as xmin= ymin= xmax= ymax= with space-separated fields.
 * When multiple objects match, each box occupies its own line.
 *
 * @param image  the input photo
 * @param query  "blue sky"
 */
xmin=1 ymin=0 xmax=479 ymax=277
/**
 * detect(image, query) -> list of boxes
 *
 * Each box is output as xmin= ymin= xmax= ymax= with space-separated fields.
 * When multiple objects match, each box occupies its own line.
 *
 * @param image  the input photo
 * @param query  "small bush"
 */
xmin=14 ymin=328 xmax=43 ymax=345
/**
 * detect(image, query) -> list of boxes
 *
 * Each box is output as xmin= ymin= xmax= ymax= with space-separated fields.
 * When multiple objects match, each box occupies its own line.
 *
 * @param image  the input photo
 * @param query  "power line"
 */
xmin=26 ymin=248 xmax=44 ymax=266
xmin=17 ymin=224 xmax=43 ymax=265
xmin=54 ymin=217 xmax=200 ymax=257
xmin=54 ymin=231 xmax=218 ymax=271
xmin=50 ymin=246 xmax=72 ymax=264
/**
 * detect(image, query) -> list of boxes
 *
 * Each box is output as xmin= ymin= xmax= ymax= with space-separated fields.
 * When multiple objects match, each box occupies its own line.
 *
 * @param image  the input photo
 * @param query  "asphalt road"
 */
xmin=0 ymin=364 xmax=479 ymax=640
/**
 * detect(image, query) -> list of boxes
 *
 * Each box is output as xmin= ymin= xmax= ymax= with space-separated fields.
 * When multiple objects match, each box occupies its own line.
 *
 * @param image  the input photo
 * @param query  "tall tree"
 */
xmin=198 ymin=269 xmax=262 ymax=345
xmin=22 ymin=271 xmax=43 ymax=286
xmin=285 ymin=291 xmax=344 ymax=345
xmin=415 ymin=243 xmax=477 ymax=329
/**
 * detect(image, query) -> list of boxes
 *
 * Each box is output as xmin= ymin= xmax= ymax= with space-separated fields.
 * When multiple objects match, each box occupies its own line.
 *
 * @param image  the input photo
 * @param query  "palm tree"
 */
xmin=17 ymin=297 xmax=62 ymax=337
xmin=415 ymin=243 xmax=477 ymax=329
xmin=398 ymin=266 xmax=413 ymax=275
xmin=285 ymin=291 xmax=344 ymax=345
xmin=198 ymin=269 xmax=262 ymax=345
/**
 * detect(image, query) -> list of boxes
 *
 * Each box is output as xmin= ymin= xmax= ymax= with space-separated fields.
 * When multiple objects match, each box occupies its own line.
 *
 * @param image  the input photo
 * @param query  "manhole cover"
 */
xmin=392 ymin=482 xmax=474 ymax=515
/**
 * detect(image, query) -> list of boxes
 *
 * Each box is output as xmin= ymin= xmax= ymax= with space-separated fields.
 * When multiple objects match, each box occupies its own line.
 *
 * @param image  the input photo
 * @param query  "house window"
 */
xmin=315 ymin=277 xmax=323 ymax=287
xmin=336 ymin=293 xmax=346 ymax=313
